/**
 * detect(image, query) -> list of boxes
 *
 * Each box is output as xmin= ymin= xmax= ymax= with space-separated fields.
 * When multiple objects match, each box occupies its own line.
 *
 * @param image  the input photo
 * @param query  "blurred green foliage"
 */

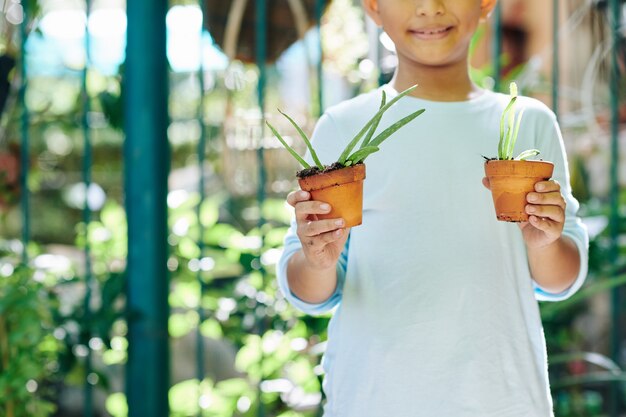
xmin=0 ymin=265 xmax=59 ymax=417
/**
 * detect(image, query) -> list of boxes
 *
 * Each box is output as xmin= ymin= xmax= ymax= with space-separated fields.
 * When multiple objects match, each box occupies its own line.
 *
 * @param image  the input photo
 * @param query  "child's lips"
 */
xmin=409 ymin=26 xmax=453 ymax=40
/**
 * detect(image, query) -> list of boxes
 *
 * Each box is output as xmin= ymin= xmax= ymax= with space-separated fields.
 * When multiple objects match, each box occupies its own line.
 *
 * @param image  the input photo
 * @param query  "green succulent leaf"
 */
xmin=368 ymin=108 xmax=426 ymax=148
xmin=277 ymin=109 xmax=324 ymax=170
xmin=498 ymin=81 xmax=531 ymax=160
xmin=347 ymin=146 xmax=380 ymax=164
xmin=515 ymin=149 xmax=540 ymax=160
xmin=265 ymin=121 xmax=311 ymax=169
xmin=338 ymin=84 xmax=419 ymax=164
xmin=499 ymin=95 xmax=517 ymax=160
xmin=507 ymin=107 xmax=525 ymax=159
xmin=361 ymin=91 xmax=387 ymax=149
xmin=505 ymin=94 xmax=517 ymax=158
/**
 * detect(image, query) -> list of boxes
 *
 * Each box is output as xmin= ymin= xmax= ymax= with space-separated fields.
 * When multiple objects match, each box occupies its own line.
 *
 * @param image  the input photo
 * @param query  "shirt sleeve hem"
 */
xmin=533 ymin=231 xmax=589 ymax=302
xmin=276 ymin=247 xmax=342 ymax=316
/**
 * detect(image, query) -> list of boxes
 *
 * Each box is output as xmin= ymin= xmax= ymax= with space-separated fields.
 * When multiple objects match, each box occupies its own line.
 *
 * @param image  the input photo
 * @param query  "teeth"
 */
xmin=419 ymin=28 xmax=447 ymax=34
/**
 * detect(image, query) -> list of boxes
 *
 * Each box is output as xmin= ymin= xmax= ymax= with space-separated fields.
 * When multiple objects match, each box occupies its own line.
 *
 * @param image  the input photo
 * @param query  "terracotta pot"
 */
xmin=484 ymin=159 xmax=554 ymax=222
xmin=298 ymin=164 xmax=365 ymax=228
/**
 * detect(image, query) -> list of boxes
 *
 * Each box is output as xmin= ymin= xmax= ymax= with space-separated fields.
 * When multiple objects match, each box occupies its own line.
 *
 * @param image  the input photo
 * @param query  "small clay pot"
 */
xmin=484 ymin=159 xmax=554 ymax=222
xmin=298 ymin=164 xmax=366 ymax=228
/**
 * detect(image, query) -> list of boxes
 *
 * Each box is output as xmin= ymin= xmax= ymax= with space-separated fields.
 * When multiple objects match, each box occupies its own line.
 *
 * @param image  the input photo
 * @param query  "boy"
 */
xmin=276 ymin=0 xmax=589 ymax=415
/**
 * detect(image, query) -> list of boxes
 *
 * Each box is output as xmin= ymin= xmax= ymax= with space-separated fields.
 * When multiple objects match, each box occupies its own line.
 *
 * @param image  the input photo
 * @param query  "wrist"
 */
xmin=293 ymin=250 xmax=338 ymax=273
xmin=527 ymin=235 xmax=580 ymax=292
xmin=525 ymin=235 xmax=560 ymax=252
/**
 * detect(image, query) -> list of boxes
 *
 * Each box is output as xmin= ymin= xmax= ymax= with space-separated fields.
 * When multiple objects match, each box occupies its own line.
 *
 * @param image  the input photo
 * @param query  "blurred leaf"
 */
xmin=169 ymin=311 xmax=198 ymax=339
xmin=240 ymin=271 xmax=261 ymax=292
xmin=100 ymin=202 xmax=127 ymax=231
xmin=101 ymin=272 xmax=125 ymax=309
xmin=286 ymin=357 xmax=319 ymax=392
xmin=170 ymin=281 xmax=200 ymax=309
xmin=105 ymin=392 xmax=128 ymax=417
xmin=285 ymin=321 xmax=308 ymax=339
xmin=169 ymin=379 xmax=201 ymax=416
xmin=199 ymin=318 xmax=223 ymax=339
xmin=264 ymin=227 xmax=289 ymax=248
xmin=102 ymin=349 xmax=126 ymax=366
xmin=200 ymin=198 xmax=219 ymax=228
xmin=178 ymin=237 xmax=201 ymax=260
xmin=235 ymin=335 xmax=262 ymax=376
xmin=98 ymin=91 xmax=123 ymax=130
xmin=214 ymin=378 xmax=250 ymax=397
xmin=0 ymin=266 xmax=59 ymax=416
xmin=276 ymin=411 xmax=306 ymax=417
xmin=541 ymin=273 xmax=626 ymax=320
xmin=551 ymin=371 xmax=626 ymax=390
xmin=262 ymin=198 xmax=293 ymax=225
xmin=205 ymin=224 xmax=244 ymax=248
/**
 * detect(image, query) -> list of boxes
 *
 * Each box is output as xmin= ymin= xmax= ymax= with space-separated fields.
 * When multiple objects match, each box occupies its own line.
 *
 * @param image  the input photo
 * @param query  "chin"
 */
xmin=402 ymin=56 xmax=459 ymax=69
xmin=399 ymin=49 xmax=466 ymax=69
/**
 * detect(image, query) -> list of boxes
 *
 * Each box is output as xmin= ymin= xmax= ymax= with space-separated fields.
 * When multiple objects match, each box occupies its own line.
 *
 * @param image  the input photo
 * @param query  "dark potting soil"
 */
xmin=296 ymin=162 xmax=350 ymax=179
xmin=483 ymin=157 xmax=546 ymax=162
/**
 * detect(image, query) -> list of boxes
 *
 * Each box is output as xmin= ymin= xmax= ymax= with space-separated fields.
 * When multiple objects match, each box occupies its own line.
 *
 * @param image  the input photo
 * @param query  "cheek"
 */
xmin=381 ymin=14 xmax=407 ymax=36
xmin=379 ymin=3 xmax=412 ymax=24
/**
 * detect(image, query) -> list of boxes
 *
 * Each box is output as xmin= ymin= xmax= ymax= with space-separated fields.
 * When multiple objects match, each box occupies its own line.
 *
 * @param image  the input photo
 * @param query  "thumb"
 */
xmin=482 ymin=177 xmax=491 ymax=190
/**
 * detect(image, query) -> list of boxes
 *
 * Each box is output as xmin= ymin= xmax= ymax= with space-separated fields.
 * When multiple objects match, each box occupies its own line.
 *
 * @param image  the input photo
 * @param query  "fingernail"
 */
xmin=528 ymin=193 xmax=537 ymax=202
xmin=320 ymin=203 xmax=330 ymax=211
xmin=335 ymin=219 xmax=344 ymax=226
xmin=536 ymin=183 xmax=545 ymax=191
xmin=334 ymin=229 xmax=342 ymax=236
xmin=299 ymin=190 xmax=309 ymax=199
xmin=527 ymin=205 xmax=536 ymax=213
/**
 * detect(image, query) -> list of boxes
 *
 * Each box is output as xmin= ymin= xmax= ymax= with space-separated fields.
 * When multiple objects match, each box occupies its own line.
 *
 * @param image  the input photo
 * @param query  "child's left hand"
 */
xmin=520 ymin=180 xmax=566 ymax=248
xmin=482 ymin=178 xmax=566 ymax=249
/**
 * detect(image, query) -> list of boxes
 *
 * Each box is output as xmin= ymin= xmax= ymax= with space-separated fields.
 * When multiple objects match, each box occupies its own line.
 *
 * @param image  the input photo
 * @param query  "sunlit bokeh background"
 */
xmin=0 ymin=0 xmax=624 ymax=416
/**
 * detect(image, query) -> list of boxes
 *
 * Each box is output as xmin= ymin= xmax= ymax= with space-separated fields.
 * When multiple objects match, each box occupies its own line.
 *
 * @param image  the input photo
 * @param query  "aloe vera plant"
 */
xmin=497 ymin=82 xmax=540 ymax=161
xmin=266 ymin=85 xmax=425 ymax=175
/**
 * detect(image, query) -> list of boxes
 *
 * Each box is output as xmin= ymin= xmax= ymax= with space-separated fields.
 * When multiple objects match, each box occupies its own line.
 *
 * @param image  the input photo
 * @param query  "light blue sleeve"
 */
xmin=275 ymin=112 xmax=348 ymax=315
xmin=276 ymin=218 xmax=348 ymax=315
xmin=529 ymin=107 xmax=589 ymax=302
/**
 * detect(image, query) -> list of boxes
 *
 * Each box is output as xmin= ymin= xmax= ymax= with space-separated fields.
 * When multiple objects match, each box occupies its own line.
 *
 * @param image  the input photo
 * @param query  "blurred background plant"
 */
xmin=0 ymin=264 xmax=59 ymax=417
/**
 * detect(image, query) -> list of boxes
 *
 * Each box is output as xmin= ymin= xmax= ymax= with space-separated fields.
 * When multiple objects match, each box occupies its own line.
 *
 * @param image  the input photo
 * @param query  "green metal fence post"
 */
xmin=551 ymin=0 xmax=559 ymax=118
xmin=609 ymin=0 xmax=622 ymax=415
xmin=491 ymin=2 xmax=502 ymax=92
xmin=256 ymin=0 xmax=267 ymax=210
xmin=255 ymin=2 xmax=269 ymax=416
xmin=19 ymin=0 xmax=29 ymax=264
xmin=124 ymin=0 xmax=170 ymax=415
xmin=81 ymin=1 xmax=94 ymax=415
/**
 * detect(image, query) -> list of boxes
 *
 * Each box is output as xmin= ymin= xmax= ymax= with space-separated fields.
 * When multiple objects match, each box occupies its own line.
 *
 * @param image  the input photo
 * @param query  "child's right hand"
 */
xmin=286 ymin=190 xmax=349 ymax=271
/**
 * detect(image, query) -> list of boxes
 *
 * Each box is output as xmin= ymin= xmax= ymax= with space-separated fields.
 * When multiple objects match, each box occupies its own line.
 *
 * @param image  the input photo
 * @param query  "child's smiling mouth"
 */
xmin=409 ymin=26 xmax=454 ymax=40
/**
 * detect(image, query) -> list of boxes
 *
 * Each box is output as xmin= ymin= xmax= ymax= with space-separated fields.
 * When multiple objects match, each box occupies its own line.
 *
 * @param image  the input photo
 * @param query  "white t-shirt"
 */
xmin=276 ymin=85 xmax=589 ymax=417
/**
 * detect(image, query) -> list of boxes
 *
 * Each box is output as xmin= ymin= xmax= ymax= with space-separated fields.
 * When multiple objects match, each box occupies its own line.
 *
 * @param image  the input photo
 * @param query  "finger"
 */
xmin=300 ymin=218 xmax=345 ymax=238
xmin=301 ymin=227 xmax=345 ymax=250
xmin=527 ymin=215 xmax=562 ymax=236
xmin=526 ymin=204 xmax=565 ymax=223
xmin=534 ymin=180 xmax=560 ymax=193
xmin=482 ymin=177 xmax=491 ymax=190
xmin=294 ymin=200 xmax=332 ymax=221
xmin=286 ymin=190 xmax=311 ymax=208
xmin=527 ymin=191 xmax=566 ymax=209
